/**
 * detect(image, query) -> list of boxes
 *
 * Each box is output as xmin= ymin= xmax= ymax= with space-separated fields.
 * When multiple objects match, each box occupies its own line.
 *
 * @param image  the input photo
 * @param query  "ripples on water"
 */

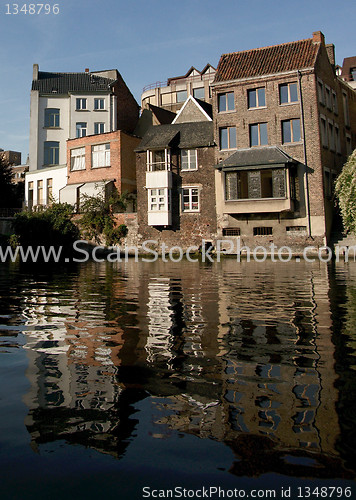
xmin=0 ymin=259 xmax=356 ymax=496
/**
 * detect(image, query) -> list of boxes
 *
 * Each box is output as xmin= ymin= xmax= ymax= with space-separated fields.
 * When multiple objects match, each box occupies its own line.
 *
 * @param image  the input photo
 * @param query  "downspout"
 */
xmin=298 ymin=70 xmax=312 ymax=238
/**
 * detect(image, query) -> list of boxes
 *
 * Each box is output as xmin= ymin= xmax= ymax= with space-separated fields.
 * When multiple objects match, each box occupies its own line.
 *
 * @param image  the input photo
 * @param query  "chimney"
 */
xmin=85 ymin=68 xmax=90 ymax=73
xmin=312 ymin=31 xmax=325 ymax=45
xmin=326 ymin=43 xmax=335 ymax=66
xmin=33 ymin=63 xmax=39 ymax=81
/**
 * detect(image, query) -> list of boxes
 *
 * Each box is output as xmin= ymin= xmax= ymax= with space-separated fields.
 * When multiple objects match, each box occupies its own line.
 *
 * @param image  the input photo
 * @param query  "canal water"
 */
xmin=0 ymin=259 xmax=355 ymax=499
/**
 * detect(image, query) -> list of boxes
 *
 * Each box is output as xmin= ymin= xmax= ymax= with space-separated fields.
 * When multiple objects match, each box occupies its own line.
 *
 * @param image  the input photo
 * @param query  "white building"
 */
xmin=26 ymin=64 xmax=139 ymax=208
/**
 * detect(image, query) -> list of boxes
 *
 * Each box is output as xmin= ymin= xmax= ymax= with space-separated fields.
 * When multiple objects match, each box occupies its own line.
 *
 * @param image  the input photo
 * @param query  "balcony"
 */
xmin=146 ymin=170 xmax=172 ymax=189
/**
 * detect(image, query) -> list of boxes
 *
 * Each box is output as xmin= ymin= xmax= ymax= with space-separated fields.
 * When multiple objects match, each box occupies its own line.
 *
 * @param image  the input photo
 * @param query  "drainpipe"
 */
xmin=298 ymin=70 xmax=312 ymax=238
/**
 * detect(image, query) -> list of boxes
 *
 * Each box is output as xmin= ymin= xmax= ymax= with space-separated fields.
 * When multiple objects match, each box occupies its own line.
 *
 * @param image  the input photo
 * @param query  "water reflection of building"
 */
xmin=22 ymin=262 xmax=143 ymax=458
xmin=141 ymin=261 xmax=350 ymax=478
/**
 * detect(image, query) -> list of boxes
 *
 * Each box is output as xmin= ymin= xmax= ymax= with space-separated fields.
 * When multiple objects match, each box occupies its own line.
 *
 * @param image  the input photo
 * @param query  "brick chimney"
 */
xmin=33 ymin=63 xmax=39 ymax=81
xmin=85 ymin=68 xmax=90 ymax=73
xmin=313 ymin=31 xmax=325 ymax=45
xmin=326 ymin=43 xmax=335 ymax=66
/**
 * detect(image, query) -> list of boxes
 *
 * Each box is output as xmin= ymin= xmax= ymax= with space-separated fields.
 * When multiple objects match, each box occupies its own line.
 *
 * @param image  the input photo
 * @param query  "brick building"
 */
xmin=26 ymin=65 xmax=139 ymax=209
xmin=61 ymin=130 xmax=140 ymax=210
xmin=135 ymin=96 xmax=217 ymax=249
xmin=212 ymin=31 xmax=356 ymax=250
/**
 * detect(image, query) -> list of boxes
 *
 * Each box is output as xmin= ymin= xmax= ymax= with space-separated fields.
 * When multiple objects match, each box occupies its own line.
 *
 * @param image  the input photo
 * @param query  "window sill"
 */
xmin=248 ymin=106 xmax=267 ymax=110
xmin=225 ymin=197 xmax=287 ymax=202
xmin=75 ymin=109 xmax=89 ymax=112
xmin=219 ymin=148 xmax=237 ymax=152
xmin=218 ymin=110 xmax=235 ymax=114
xmin=182 ymin=210 xmax=200 ymax=213
xmin=282 ymin=141 xmax=303 ymax=146
xmin=43 ymin=127 xmax=61 ymax=130
xmin=181 ymin=168 xmax=198 ymax=172
xmin=279 ymin=102 xmax=299 ymax=106
xmin=91 ymin=165 xmax=111 ymax=169
xmin=93 ymin=109 xmax=107 ymax=112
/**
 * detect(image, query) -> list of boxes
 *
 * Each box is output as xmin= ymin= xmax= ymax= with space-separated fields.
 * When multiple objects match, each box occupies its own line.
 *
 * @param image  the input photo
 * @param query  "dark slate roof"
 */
xmin=32 ymin=71 xmax=115 ymax=94
xmin=149 ymin=104 xmax=176 ymax=124
xmin=214 ymin=39 xmax=319 ymax=82
xmin=136 ymin=122 xmax=214 ymax=151
xmin=216 ymin=146 xmax=297 ymax=170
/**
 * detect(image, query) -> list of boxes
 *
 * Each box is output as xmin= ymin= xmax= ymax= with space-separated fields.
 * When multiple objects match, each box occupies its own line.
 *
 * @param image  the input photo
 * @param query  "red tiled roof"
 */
xmin=214 ymin=39 xmax=320 ymax=82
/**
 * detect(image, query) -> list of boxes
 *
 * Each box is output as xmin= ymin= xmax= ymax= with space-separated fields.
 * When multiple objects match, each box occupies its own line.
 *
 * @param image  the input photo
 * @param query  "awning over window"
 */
xmin=79 ymin=180 xmax=115 ymax=200
xmin=59 ymin=183 xmax=83 ymax=205
xmin=216 ymin=146 xmax=298 ymax=171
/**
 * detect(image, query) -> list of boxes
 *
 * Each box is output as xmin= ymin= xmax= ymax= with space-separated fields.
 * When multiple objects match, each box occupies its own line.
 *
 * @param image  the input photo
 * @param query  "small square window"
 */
xmin=76 ymin=122 xmax=87 ymax=138
xmin=193 ymin=87 xmax=205 ymax=100
xmin=250 ymin=123 xmax=268 ymax=146
xmin=176 ymin=90 xmax=187 ymax=103
xmin=248 ymin=88 xmax=266 ymax=108
xmin=280 ymin=83 xmax=298 ymax=104
xmin=94 ymin=122 xmax=105 ymax=135
xmin=181 ymin=149 xmax=197 ymax=170
xmin=182 ymin=187 xmax=200 ymax=212
xmin=76 ymin=98 xmax=87 ymax=110
xmin=218 ymin=92 xmax=234 ymax=112
xmin=94 ymin=98 xmax=105 ymax=110
xmin=220 ymin=126 xmax=236 ymax=150
xmin=282 ymin=119 xmax=301 ymax=143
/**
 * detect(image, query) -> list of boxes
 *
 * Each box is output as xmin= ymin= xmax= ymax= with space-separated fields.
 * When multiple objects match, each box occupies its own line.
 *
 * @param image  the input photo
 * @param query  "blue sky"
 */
xmin=0 ymin=0 xmax=355 ymax=160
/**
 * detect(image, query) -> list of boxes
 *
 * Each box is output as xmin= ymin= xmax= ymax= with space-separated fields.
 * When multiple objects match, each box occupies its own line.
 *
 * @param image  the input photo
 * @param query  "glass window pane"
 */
xmin=229 ymin=127 xmax=236 ymax=149
xmin=258 ymin=88 xmax=266 ymax=107
xmin=193 ymin=87 xmax=204 ymax=99
xmin=282 ymin=121 xmax=291 ymax=143
xmin=260 ymin=123 xmax=268 ymax=145
xmin=177 ymin=90 xmax=187 ymax=103
xmin=290 ymin=83 xmax=298 ymax=102
xmin=250 ymin=125 xmax=259 ymax=146
xmin=220 ymin=128 xmax=228 ymax=149
xmin=280 ymin=85 xmax=289 ymax=104
xmin=248 ymin=90 xmax=256 ymax=108
xmin=227 ymin=92 xmax=235 ymax=111
xmin=218 ymin=94 xmax=226 ymax=112
xmin=292 ymin=119 xmax=301 ymax=142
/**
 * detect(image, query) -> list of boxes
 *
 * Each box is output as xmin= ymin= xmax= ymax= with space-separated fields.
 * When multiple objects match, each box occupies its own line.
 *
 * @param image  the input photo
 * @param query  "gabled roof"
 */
xmin=136 ymin=122 xmax=214 ymax=151
xmin=214 ymin=38 xmax=320 ymax=82
xmin=172 ymin=96 xmax=212 ymax=124
xmin=32 ymin=71 xmax=116 ymax=94
xmin=216 ymin=146 xmax=297 ymax=170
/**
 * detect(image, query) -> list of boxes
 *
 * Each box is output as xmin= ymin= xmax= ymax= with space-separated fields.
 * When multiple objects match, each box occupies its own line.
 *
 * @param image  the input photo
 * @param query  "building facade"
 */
xmin=211 ymin=31 xmax=356 ymax=250
xmin=136 ymin=96 xmax=217 ymax=249
xmin=62 ymin=130 xmax=140 ymax=210
xmin=141 ymin=65 xmax=216 ymax=114
xmin=25 ymin=65 xmax=139 ymax=209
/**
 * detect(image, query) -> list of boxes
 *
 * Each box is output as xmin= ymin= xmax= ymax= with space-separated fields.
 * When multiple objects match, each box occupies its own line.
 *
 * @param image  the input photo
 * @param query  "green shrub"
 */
xmin=335 ymin=150 xmax=356 ymax=235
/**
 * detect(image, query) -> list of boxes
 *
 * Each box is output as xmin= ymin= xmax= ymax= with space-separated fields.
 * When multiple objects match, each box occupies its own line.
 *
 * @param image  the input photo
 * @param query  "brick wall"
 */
xmin=136 ymin=146 xmax=217 ymax=250
xmin=67 ymin=131 xmax=140 ymax=194
xmin=112 ymin=77 xmax=140 ymax=134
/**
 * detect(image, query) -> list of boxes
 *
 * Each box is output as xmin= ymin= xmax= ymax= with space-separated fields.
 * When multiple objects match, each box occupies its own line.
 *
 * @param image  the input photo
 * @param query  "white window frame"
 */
xmin=94 ymin=98 xmax=105 ymax=110
xmin=76 ymin=122 xmax=87 ymax=138
xmin=181 ymin=149 xmax=198 ymax=171
xmin=76 ymin=98 xmax=87 ymax=110
xmin=70 ymin=147 xmax=86 ymax=171
xmin=92 ymin=143 xmax=110 ymax=168
xmin=148 ymin=188 xmax=170 ymax=212
xmin=181 ymin=186 xmax=200 ymax=212
xmin=147 ymin=149 xmax=171 ymax=171
xmin=94 ymin=122 xmax=105 ymax=135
